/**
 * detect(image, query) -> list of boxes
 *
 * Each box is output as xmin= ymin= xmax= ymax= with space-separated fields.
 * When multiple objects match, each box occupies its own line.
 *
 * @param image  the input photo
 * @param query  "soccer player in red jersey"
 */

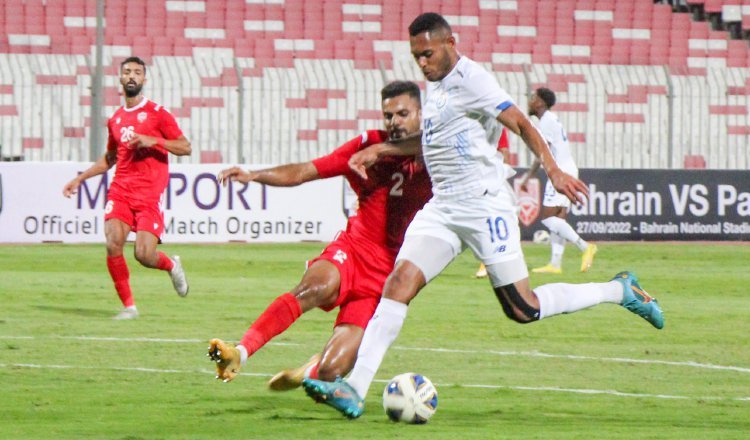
xmin=207 ymin=81 xmax=431 ymax=389
xmin=63 ymin=56 xmax=192 ymax=320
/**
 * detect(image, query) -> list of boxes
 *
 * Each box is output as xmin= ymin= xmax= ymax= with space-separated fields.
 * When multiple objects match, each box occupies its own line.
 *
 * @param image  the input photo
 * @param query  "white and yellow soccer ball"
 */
xmin=382 ymin=373 xmax=438 ymax=424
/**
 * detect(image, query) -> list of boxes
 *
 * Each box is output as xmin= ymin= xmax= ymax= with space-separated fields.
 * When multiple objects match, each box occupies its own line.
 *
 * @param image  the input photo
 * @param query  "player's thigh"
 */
xmin=485 ymin=255 xmax=529 ymax=288
xmin=318 ymin=324 xmax=365 ymax=379
xmin=396 ymin=202 xmax=462 ymax=284
xmin=381 ymin=259 xmax=429 ymax=304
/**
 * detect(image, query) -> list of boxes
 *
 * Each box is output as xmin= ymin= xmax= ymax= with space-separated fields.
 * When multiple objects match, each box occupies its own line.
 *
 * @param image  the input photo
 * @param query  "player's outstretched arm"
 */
xmin=498 ymin=105 xmax=588 ymax=204
xmin=62 ymin=150 xmax=115 ymax=198
xmin=218 ymin=162 xmax=320 ymax=187
xmin=348 ymin=133 xmax=422 ymax=180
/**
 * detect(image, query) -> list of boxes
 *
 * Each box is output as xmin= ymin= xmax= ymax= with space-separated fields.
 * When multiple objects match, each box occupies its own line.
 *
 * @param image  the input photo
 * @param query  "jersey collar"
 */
xmin=122 ymin=97 xmax=149 ymax=112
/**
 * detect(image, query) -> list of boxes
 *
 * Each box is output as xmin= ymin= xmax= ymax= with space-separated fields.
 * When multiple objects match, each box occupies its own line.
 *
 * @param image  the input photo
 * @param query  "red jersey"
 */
xmin=497 ymin=127 xmax=509 ymax=151
xmin=313 ymin=130 xmax=432 ymax=257
xmin=106 ymin=98 xmax=183 ymax=201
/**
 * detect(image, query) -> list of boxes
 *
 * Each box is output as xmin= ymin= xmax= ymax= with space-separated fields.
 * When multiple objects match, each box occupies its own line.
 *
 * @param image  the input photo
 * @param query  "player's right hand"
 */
xmin=348 ymin=145 xmax=380 ymax=180
xmin=548 ymin=168 xmax=588 ymax=205
xmin=62 ymin=179 xmax=80 ymax=198
xmin=217 ymin=166 xmax=252 ymax=186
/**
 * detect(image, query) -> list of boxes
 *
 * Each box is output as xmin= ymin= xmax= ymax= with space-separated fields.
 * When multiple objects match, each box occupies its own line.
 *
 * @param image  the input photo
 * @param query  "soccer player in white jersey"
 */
xmin=520 ymin=87 xmax=598 ymax=274
xmin=303 ymin=13 xmax=664 ymax=419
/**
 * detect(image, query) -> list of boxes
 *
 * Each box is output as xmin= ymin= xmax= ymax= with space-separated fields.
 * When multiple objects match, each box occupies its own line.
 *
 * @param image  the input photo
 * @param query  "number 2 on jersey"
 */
xmin=390 ymin=172 xmax=404 ymax=196
xmin=485 ymin=216 xmax=509 ymax=243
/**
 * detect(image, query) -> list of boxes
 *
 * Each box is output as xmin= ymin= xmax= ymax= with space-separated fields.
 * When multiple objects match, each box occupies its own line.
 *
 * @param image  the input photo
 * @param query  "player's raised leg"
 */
xmin=487 ymin=260 xmax=664 ymax=328
xmin=133 ymin=225 xmax=189 ymax=297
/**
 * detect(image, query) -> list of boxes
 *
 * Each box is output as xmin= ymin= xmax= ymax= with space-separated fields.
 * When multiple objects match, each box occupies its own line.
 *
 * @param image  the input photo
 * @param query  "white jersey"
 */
xmin=536 ymin=111 xmax=576 ymax=173
xmin=421 ymin=56 xmax=514 ymax=200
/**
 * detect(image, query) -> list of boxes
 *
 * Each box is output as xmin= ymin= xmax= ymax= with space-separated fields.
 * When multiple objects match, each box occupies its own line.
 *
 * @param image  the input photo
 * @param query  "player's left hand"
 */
xmin=128 ymin=133 xmax=159 ymax=149
xmin=548 ymin=168 xmax=588 ymax=205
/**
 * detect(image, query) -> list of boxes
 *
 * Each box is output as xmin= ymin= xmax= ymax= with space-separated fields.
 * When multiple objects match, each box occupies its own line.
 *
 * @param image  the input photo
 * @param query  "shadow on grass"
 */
xmin=34 ymin=305 xmax=112 ymax=318
xmin=218 ymin=404 xmax=329 ymax=421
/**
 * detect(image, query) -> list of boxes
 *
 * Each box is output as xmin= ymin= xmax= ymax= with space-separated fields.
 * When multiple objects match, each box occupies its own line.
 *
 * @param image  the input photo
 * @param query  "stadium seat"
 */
xmin=200 ymin=150 xmax=223 ymax=163
xmin=0 ymin=0 xmax=747 ymax=169
xmin=684 ymin=154 xmax=707 ymax=168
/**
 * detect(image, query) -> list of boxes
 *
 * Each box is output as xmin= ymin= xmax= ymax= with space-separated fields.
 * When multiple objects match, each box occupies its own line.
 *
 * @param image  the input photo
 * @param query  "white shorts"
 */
xmin=542 ymin=165 xmax=578 ymax=208
xmin=396 ymin=181 xmax=526 ymax=283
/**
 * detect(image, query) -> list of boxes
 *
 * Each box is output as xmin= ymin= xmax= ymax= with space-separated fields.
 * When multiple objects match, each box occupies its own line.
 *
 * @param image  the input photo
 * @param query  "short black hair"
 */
xmin=381 ymin=81 xmax=421 ymax=104
xmin=408 ymin=12 xmax=452 ymax=37
xmin=536 ymin=87 xmax=556 ymax=108
xmin=120 ymin=56 xmax=147 ymax=75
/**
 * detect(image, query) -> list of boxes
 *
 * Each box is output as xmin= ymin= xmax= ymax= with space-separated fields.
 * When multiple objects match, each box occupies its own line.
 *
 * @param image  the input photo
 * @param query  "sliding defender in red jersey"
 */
xmin=207 ymin=81 xmax=432 ymax=391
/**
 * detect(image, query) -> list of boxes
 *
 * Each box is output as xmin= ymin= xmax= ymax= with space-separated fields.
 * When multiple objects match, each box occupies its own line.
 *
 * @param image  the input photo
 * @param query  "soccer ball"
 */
xmin=532 ymin=229 xmax=550 ymax=244
xmin=382 ymin=373 xmax=438 ymax=424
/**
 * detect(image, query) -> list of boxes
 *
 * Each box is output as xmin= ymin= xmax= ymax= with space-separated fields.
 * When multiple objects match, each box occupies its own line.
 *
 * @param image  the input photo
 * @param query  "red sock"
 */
xmin=307 ymin=362 xmax=320 ymax=380
xmin=155 ymin=252 xmax=174 ymax=271
xmin=240 ymin=293 xmax=302 ymax=356
xmin=107 ymin=255 xmax=134 ymax=307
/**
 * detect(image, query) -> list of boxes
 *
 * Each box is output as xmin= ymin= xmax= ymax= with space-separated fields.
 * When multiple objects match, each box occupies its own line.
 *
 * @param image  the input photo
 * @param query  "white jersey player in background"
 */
xmin=303 ymin=12 xmax=664 ymax=419
xmin=520 ymin=87 xmax=598 ymax=274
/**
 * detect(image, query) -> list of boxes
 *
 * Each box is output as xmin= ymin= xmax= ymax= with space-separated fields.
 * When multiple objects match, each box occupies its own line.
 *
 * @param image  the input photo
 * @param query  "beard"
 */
xmin=123 ymin=82 xmax=143 ymax=98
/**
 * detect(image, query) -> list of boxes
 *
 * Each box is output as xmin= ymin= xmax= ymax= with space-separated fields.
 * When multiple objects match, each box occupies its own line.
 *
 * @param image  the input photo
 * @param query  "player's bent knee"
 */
xmin=292 ymin=281 xmax=338 ymax=310
xmin=493 ymin=284 xmax=540 ymax=324
xmin=133 ymin=247 xmax=155 ymax=267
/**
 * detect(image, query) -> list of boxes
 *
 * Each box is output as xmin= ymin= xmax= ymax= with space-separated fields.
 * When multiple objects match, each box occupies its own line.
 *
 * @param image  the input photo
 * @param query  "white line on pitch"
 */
xmin=1 ymin=362 xmax=748 ymax=403
xmin=2 ymin=334 xmax=750 ymax=374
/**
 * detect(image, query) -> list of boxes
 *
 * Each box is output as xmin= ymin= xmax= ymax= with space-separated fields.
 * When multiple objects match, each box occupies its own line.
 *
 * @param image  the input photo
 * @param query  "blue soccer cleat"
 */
xmin=612 ymin=271 xmax=664 ymax=329
xmin=302 ymin=377 xmax=365 ymax=419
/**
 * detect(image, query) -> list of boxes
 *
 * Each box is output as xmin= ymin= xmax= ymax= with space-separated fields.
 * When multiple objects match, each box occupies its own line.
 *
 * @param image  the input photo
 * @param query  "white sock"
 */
xmin=542 ymin=216 xmax=587 ymax=251
xmin=236 ymin=344 xmax=248 ymax=365
xmin=125 ymin=305 xmax=137 ymax=311
xmin=346 ymin=298 xmax=408 ymax=398
xmin=534 ymin=281 xmax=623 ymax=320
xmin=549 ymin=232 xmax=565 ymax=267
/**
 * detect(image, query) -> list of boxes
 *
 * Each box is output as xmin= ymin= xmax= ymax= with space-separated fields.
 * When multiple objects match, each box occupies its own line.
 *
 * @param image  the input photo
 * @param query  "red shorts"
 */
xmin=104 ymin=193 xmax=164 ymax=239
xmin=309 ymin=232 xmax=395 ymax=329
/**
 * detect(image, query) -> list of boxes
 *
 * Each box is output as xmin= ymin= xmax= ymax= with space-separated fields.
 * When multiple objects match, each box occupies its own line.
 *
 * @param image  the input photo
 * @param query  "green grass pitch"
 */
xmin=1 ymin=242 xmax=749 ymax=439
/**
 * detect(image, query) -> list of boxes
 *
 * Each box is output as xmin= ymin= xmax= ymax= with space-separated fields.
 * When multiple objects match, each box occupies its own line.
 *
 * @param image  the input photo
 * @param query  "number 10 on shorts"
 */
xmin=485 ymin=217 xmax=509 ymax=243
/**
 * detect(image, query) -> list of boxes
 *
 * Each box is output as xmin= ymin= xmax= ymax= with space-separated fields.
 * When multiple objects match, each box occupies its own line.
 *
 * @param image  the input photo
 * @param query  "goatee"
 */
xmin=124 ymin=83 xmax=143 ymax=98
